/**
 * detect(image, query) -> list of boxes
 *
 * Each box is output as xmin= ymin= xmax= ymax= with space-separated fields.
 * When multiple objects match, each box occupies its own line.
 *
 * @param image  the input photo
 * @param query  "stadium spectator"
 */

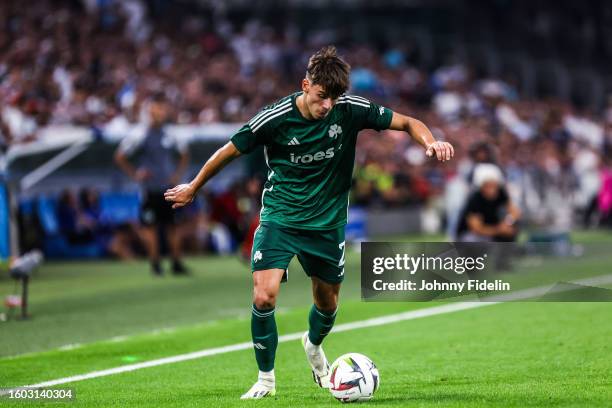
xmin=114 ymin=93 xmax=189 ymax=276
xmin=239 ymin=176 xmax=263 ymax=261
xmin=57 ymin=189 xmax=96 ymax=245
xmin=209 ymin=181 xmax=244 ymax=245
xmin=466 ymin=141 xmax=498 ymax=183
xmin=0 ymin=116 xmax=11 ymax=152
xmin=456 ymin=164 xmax=521 ymax=242
xmin=78 ymin=188 xmax=140 ymax=260
xmin=599 ymin=157 xmax=612 ymax=228
xmin=55 ymin=188 xmax=141 ymax=259
xmin=1 ymin=94 xmax=39 ymax=144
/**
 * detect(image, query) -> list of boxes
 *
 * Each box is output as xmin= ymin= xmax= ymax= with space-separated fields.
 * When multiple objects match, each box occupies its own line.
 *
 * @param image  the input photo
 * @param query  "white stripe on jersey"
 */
xmin=252 ymin=107 xmax=292 ymax=132
xmin=337 ymin=95 xmax=371 ymax=108
xmin=337 ymin=100 xmax=370 ymax=108
xmin=339 ymin=95 xmax=370 ymax=104
xmin=249 ymin=99 xmax=291 ymax=126
xmin=249 ymin=100 xmax=292 ymax=128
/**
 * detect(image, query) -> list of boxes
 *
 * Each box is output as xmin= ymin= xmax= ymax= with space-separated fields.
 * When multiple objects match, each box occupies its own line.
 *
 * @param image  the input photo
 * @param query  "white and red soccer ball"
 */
xmin=329 ymin=353 xmax=380 ymax=403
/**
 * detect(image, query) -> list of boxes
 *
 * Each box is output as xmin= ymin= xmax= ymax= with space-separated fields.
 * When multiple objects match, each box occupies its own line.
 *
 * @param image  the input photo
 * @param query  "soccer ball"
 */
xmin=329 ymin=353 xmax=380 ymax=403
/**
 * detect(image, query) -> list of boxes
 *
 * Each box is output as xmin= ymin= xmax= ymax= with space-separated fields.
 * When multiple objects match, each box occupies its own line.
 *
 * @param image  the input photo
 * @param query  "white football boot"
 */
xmin=240 ymin=372 xmax=276 ymax=399
xmin=301 ymin=332 xmax=331 ymax=388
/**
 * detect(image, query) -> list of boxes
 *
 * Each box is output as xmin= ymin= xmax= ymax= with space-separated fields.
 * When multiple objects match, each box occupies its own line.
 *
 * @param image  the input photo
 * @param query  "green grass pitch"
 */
xmin=0 ymin=231 xmax=611 ymax=407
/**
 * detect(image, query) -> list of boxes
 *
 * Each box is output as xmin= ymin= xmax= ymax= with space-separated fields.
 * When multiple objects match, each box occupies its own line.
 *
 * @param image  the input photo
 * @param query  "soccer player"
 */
xmin=164 ymin=46 xmax=454 ymax=399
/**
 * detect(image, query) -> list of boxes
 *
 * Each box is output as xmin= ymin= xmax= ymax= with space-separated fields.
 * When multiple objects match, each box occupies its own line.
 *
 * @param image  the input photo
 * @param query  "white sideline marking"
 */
xmin=2 ymin=274 xmax=612 ymax=394
xmin=57 ymin=343 xmax=82 ymax=351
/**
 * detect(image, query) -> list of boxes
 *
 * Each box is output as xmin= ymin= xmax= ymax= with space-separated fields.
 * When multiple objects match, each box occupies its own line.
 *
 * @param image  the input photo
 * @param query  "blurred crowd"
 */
xmin=20 ymin=177 xmax=263 ymax=260
xmin=2 ymin=0 xmax=612 ymax=240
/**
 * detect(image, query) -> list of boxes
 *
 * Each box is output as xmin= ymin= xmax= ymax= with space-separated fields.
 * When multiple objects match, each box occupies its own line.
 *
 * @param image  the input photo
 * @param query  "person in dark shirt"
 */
xmin=114 ymin=94 xmax=189 ymax=275
xmin=457 ymin=164 xmax=521 ymax=242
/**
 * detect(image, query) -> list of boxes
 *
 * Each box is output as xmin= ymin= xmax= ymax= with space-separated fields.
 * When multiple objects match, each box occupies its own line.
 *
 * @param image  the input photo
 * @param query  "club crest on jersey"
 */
xmin=328 ymin=124 xmax=342 ymax=139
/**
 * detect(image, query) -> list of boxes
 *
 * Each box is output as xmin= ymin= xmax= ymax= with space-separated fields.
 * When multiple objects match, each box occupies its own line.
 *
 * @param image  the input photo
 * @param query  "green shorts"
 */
xmin=251 ymin=222 xmax=346 ymax=284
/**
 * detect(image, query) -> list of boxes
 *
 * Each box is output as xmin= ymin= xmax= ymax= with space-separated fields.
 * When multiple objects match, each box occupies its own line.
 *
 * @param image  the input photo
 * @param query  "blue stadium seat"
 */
xmin=98 ymin=192 xmax=141 ymax=225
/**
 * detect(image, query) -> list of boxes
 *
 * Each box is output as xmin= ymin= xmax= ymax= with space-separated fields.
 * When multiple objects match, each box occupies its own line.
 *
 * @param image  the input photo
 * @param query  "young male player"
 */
xmin=164 ymin=46 xmax=454 ymax=399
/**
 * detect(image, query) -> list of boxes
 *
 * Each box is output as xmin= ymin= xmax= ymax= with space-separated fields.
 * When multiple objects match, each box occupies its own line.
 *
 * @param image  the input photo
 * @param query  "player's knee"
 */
xmin=253 ymin=289 xmax=277 ymax=310
xmin=315 ymin=291 xmax=338 ymax=312
xmin=314 ymin=282 xmax=339 ymax=311
xmin=316 ymin=298 xmax=337 ymax=313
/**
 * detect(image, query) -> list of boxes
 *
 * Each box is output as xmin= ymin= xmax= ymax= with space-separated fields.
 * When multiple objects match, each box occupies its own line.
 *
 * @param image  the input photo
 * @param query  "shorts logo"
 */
xmin=379 ymin=106 xmax=385 ymax=115
xmin=253 ymin=343 xmax=267 ymax=349
xmin=254 ymin=250 xmax=263 ymax=263
xmin=328 ymin=124 xmax=342 ymax=139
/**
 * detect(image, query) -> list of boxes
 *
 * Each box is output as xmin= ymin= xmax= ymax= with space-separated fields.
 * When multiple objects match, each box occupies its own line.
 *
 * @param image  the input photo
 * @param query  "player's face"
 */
xmin=302 ymin=80 xmax=337 ymax=120
xmin=149 ymin=100 xmax=169 ymax=126
xmin=481 ymin=180 xmax=500 ymax=200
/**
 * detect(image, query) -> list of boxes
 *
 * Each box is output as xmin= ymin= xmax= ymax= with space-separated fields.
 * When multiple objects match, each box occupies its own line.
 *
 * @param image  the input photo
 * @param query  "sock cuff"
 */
xmin=252 ymin=304 xmax=275 ymax=318
xmin=312 ymin=304 xmax=337 ymax=318
xmin=258 ymin=369 xmax=275 ymax=379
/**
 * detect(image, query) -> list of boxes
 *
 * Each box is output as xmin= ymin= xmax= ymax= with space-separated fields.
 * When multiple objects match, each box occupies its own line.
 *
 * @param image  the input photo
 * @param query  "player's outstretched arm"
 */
xmin=388 ymin=112 xmax=454 ymax=162
xmin=164 ymin=141 xmax=242 ymax=209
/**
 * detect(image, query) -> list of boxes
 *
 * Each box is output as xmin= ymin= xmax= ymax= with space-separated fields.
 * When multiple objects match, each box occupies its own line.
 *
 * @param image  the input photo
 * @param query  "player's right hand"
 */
xmin=164 ymin=183 xmax=196 ymax=209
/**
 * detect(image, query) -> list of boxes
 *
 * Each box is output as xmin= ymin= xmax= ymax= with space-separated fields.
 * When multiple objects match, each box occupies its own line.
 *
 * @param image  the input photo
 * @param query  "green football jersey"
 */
xmin=231 ymin=92 xmax=393 ymax=230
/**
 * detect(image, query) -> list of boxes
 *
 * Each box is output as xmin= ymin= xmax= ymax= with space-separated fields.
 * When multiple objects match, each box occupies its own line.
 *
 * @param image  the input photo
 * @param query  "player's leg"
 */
xmin=252 ymin=268 xmax=284 ymax=371
xmin=309 ymin=276 xmax=340 ymax=345
xmin=242 ymin=222 xmax=295 ymax=399
xmin=139 ymin=191 xmax=162 ymax=275
xmin=156 ymin=191 xmax=188 ymax=275
xmin=166 ymin=223 xmax=188 ymax=274
xmin=139 ymin=225 xmax=161 ymax=275
xmin=107 ymin=229 xmax=135 ymax=260
xmin=298 ymin=227 xmax=345 ymax=388
xmin=241 ymin=268 xmax=285 ymax=399
xmin=301 ymin=277 xmax=340 ymax=387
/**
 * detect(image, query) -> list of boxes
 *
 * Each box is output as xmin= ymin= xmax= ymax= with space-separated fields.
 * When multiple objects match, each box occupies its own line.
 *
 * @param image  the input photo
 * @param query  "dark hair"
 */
xmin=306 ymin=46 xmax=351 ymax=99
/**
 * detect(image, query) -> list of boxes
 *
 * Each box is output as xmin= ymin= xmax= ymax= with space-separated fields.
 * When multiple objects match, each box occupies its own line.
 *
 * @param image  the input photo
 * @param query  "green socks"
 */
xmin=251 ymin=304 xmax=278 ymax=372
xmin=251 ymin=303 xmax=336 ymax=371
xmin=308 ymin=304 xmax=337 ymax=346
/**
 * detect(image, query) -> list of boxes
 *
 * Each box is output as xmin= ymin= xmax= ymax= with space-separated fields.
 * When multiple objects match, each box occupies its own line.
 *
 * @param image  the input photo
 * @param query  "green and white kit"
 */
xmin=231 ymin=92 xmax=393 ymax=281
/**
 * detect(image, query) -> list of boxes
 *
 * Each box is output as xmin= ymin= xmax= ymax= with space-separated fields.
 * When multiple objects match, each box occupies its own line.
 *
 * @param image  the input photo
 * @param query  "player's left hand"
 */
xmin=426 ymin=141 xmax=454 ymax=162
